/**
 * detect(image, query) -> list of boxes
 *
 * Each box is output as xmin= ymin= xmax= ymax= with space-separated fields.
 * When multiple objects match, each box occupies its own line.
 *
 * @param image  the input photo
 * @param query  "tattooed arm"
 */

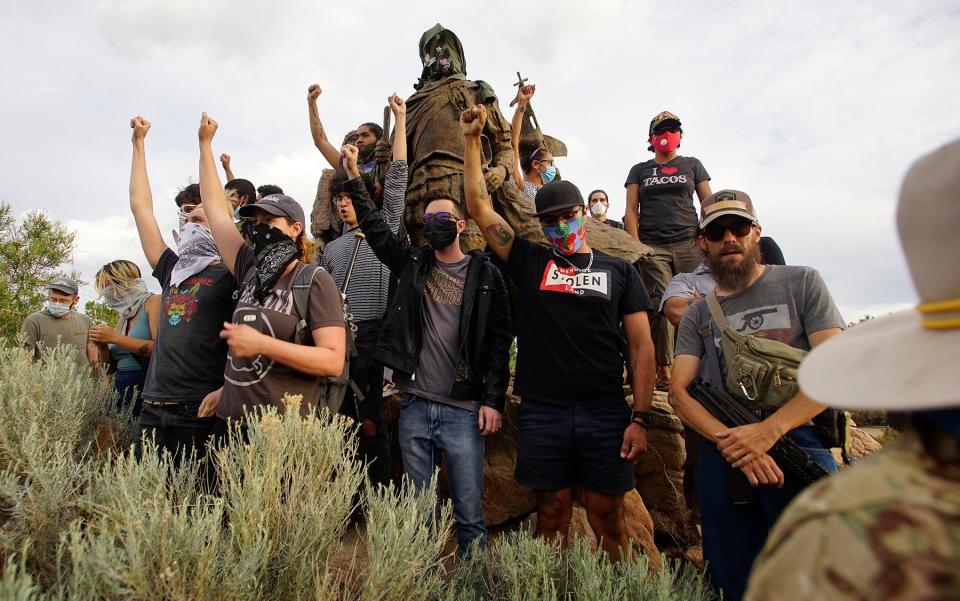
xmin=460 ymin=105 xmax=515 ymax=263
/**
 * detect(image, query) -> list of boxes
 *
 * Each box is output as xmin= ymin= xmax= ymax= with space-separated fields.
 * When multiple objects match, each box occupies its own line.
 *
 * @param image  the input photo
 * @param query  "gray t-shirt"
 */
xmin=675 ymin=265 xmax=845 ymax=390
xmin=20 ymin=309 xmax=92 ymax=370
xmin=399 ymin=256 xmax=476 ymax=412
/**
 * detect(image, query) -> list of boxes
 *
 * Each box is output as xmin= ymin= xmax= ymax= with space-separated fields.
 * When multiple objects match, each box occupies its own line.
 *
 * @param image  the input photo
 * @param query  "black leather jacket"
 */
xmin=346 ymin=177 xmax=512 ymax=412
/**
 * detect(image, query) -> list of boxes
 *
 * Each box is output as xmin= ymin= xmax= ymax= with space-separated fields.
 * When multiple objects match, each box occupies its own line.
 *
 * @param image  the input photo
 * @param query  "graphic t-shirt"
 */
xmin=398 ymin=256 xmax=475 ymax=411
xmin=675 ymin=265 xmax=845 ymax=390
xmin=143 ymin=249 xmax=236 ymax=403
xmin=20 ymin=310 xmax=92 ymax=370
xmin=504 ymin=237 xmax=654 ymax=405
xmin=624 ymin=156 xmax=710 ymax=245
xmin=218 ymin=245 xmax=344 ymax=421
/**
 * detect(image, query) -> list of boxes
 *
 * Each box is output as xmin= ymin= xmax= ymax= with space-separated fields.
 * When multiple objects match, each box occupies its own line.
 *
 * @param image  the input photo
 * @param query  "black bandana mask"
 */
xmin=249 ymin=222 xmax=300 ymax=303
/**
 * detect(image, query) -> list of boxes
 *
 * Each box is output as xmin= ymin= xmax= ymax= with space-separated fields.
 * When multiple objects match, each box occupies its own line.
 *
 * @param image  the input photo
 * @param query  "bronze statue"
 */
xmin=399 ymin=24 xmax=543 ymax=250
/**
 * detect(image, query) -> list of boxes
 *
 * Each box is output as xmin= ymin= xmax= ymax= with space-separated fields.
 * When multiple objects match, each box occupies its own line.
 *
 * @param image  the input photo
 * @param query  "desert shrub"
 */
xmin=360 ymin=475 xmax=453 ymax=601
xmin=0 ymin=345 xmax=715 ymax=600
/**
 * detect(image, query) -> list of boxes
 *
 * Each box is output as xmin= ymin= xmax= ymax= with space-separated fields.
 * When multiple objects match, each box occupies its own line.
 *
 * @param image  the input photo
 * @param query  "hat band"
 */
xmin=918 ymin=298 xmax=960 ymax=331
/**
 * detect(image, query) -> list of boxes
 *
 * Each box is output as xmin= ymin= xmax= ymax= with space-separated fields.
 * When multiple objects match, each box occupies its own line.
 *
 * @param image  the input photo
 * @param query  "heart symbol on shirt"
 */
xmin=661 ymin=166 xmax=679 ymax=175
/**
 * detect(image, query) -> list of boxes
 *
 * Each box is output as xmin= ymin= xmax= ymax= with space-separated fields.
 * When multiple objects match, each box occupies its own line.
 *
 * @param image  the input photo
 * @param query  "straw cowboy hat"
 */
xmin=799 ymin=137 xmax=960 ymax=411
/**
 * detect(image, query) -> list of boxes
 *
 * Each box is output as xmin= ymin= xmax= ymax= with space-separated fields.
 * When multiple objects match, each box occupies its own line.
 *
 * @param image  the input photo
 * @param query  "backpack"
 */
xmin=705 ymin=290 xmax=850 ymax=452
xmin=241 ymin=263 xmax=361 ymax=414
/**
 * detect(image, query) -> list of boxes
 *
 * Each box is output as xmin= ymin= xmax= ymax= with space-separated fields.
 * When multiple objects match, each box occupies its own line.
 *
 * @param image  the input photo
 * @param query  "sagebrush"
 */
xmin=0 ymin=344 xmax=715 ymax=600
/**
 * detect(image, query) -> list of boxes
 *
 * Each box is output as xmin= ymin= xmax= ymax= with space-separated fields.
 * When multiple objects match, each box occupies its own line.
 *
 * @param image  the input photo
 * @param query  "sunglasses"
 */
xmin=701 ymin=218 xmax=755 ymax=242
xmin=423 ymin=211 xmax=460 ymax=223
xmin=539 ymin=207 xmax=582 ymax=227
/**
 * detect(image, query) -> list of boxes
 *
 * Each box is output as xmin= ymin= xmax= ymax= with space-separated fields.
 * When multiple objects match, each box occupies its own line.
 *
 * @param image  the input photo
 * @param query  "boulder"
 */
xmin=631 ymin=391 xmax=700 ymax=547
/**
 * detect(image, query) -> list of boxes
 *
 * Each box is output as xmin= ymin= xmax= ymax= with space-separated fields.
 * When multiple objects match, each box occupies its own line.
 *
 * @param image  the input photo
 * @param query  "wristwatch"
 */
xmin=630 ymin=410 xmax=653 ymax=429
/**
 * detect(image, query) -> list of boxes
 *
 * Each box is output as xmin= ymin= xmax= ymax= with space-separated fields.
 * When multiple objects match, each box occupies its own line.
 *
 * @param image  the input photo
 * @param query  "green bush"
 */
xmin=0 ymin=343 xmax=715 ymax=600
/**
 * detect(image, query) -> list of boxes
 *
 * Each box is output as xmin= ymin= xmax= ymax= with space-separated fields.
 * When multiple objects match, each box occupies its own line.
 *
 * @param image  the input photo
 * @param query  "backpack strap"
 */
xmin=705 ymin=289 xmax=732 ymax=330
xmin=291 ymin=263 xmax=322 ymax=346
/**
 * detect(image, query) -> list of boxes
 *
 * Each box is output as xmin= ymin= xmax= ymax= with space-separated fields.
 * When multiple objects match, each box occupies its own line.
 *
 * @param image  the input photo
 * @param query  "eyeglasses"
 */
xmin=534 ymin=158 xmax=555 ymax=166
xmin=652 ymin=127 xmax=681 ymax=135
xmin=701 ymin=218 xmax=755 ymax=242
xmin=423 ymin=211 xmax=460 ymax=223
xmin=539 ymin=207 xmax=582 ymax=226
xmin=179 ymin=203 xmax=198 ymax=214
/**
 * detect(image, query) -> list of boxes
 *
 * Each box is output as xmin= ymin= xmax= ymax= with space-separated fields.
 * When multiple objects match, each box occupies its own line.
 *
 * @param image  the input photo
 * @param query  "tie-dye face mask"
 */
xmin=542 ymin=214 xmax=586 ymax=255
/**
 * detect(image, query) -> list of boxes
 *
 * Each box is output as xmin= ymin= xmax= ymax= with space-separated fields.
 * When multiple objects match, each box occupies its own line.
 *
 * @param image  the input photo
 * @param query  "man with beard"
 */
xmin=668 ymin=190 xmax=844 ymax=601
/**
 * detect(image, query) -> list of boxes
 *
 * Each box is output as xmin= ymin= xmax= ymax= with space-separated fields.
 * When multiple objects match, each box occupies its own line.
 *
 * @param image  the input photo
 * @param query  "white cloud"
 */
xmin=2 ymin=0 xmax=959 ymax=321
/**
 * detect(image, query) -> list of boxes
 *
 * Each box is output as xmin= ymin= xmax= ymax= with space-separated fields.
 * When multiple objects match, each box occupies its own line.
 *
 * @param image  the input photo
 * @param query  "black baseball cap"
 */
xmin=535 ymin=181 xmax=585 ymax=216
xmin=237 ymin=194 xmax=306 ymax=224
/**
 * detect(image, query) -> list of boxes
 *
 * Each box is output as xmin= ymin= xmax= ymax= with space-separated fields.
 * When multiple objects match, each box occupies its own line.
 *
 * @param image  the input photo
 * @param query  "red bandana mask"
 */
xmin=651 ymin=131 xmax=681 ymax=153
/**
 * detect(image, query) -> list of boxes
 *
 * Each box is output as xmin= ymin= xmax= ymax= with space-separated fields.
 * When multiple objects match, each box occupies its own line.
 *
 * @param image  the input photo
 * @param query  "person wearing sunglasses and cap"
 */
xmin=342 ymin=138 xmax=512 ymax=557
xmin=745 ymin=139 xmax=960 ymax=601
xmin=462 ymin=104 xmax=657 ymax=563
xmin=669 ymin=190 xmax=844 ymax=601
xmin=625 ymin=111 xmax=712 ymax=390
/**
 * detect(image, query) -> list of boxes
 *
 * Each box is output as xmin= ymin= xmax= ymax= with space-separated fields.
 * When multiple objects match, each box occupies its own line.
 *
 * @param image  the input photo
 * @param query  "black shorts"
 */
xmin=515 ymin=399 xmax=635 ymax=496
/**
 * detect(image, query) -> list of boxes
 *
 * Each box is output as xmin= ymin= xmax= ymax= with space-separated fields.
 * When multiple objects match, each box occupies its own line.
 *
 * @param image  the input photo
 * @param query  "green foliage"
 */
xmin=83 ymin=300 xmax=118 ymax=327
xmin=0 ymin=203 xmax=79 ymax=342
xmin=0 ymin=344 xmax=715 ymax=600
xmin=876 ymin=425 xmax=901 ymax=446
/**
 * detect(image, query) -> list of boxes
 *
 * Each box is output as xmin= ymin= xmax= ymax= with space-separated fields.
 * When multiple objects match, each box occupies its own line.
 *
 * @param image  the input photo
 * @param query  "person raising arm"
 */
xmin=307 ymin=84 xmax=348 ymax=169
xmin=510 ymin=83 xmax=535 ymax=191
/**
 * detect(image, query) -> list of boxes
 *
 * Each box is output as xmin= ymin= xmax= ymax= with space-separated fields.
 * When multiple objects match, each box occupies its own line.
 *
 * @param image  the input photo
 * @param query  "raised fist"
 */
xmin=198 ymin=112 xmax=219 ymax=142
xmin=219 ymin=153 xmax=231 ymax=168
xmin=518 ymin=84 xmax=536 ymax=105
xmin=307 ymin=84 xmax=322 ymax=102
xmin=341 ymin=144 xmax=359 ymax=175
xmin=459 ymin=105 xmax=486 ymax=137
xmin=388 ymin=93 xmax=406 ymax=118
xmin=130 ymin=116 xmax=151 ymax=141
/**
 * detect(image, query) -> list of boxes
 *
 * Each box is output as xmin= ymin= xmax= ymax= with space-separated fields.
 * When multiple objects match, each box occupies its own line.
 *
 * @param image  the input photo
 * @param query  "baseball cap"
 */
xmin=648 ymin=111 xmax=682 ymax=136
xmin=48 ymin=278 xmax=79 ymax=295
xmin=699 ymin=190 xmax=758 ymax=229
xmin=237 ymin=194 xmax=306 ymax=224
xmin=535 ymin=181 xmax=585 ymax=216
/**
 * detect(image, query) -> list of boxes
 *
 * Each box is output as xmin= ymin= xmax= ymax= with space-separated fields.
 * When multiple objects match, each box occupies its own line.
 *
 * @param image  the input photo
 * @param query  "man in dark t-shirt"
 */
xmin=462 ymin=104 xmax=656 ymax=562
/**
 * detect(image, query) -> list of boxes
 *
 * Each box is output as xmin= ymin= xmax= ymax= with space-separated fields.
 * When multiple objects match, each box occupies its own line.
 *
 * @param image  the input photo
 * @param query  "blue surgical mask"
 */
xmin=541 ymin=165 xmax=557 ymax=184
xmin=46 ymin=301 xmax=71 ymax=318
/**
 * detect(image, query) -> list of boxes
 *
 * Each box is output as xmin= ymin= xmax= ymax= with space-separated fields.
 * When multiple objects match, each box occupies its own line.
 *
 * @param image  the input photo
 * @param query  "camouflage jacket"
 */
xmin=745 ymin=429 xmax=960 ymax=601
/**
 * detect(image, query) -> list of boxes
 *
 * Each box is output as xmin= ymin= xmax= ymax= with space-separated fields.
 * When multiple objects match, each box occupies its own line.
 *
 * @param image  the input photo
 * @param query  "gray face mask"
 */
xmin=46 ymin=301 xmax=71 ymax=318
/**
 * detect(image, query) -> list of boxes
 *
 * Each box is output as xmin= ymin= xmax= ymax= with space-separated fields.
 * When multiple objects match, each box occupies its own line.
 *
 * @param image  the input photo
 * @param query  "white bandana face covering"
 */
xmin=101 ymin=278 xmax=152 ymax=320
xmin=170 ymin=222 xmax=220 ymax=287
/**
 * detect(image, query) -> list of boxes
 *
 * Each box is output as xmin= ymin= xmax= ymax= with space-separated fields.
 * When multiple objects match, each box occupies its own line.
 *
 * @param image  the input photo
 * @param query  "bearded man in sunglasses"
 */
xmin=669 ymin=190 xmax=844 ymax=601
xmin=345 ymin=150 xmax=512 ymax=557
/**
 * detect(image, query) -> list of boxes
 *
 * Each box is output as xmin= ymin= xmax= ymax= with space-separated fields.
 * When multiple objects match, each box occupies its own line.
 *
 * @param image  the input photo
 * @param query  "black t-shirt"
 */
xmin=504 ymin=237 xmax=654 ymax=405
xmin=142 ymin=249 xmax=236 ymax=403
xmin=624 ymin=155 xmax=710 ymax=245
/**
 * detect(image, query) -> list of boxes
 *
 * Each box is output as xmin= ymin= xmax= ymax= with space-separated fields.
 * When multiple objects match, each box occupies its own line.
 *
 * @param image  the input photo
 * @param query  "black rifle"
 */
xmin=687 ymin=378 xmax=830 ymax=489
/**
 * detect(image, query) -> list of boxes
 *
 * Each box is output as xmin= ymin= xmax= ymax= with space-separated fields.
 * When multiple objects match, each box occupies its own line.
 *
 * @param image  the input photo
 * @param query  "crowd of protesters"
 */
xmin=16 ymin=69 xmax=959 ymax=599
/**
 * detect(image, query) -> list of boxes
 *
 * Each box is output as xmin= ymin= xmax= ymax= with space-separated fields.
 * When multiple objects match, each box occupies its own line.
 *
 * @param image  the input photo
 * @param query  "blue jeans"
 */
xmin=700 ymin=425 xmax=838 ymax=601
xmin=398 ymin=393 xmax=486 ymax=555
xmin=115 ymin=368 xmax=147 ymax=419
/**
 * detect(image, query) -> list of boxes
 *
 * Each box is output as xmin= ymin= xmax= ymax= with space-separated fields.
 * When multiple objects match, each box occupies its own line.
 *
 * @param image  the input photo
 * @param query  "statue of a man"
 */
xmin=401 ymin=24 xmax=543 ymax=250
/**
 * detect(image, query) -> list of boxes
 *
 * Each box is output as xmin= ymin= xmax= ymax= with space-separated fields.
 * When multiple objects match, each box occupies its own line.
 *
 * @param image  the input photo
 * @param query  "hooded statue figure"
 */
xmin=400 ymin=24 xmax=544 ymax=250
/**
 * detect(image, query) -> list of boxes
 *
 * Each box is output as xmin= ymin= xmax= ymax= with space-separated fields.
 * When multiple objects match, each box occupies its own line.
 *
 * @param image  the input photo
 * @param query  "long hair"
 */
xmin=95 ymin=260 xmax=142 ymax=295
xmin=284 ymin=218 xmax=317 ymax=264
xmin=519 ymin=142 xmax=551 ymax=174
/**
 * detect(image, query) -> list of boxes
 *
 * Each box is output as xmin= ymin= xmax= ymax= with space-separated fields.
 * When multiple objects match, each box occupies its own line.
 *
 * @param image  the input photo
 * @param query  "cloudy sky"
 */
xmin=2 ymin=0 xmax=958 ymax=321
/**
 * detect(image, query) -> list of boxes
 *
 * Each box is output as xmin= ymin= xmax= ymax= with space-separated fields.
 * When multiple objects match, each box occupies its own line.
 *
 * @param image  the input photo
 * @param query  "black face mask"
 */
xmin=248 ymin=222 xmax=300 ymax=303
xmin=422 ymin=218 xmax=459 ymax=250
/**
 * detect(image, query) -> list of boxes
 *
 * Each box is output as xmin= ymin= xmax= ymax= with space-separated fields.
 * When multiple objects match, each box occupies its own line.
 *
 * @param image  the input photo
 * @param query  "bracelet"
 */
xmin=631 ymin=410 xmax=653 ymax=428
xmin=630 ymin=417 xmax=649 ymax=429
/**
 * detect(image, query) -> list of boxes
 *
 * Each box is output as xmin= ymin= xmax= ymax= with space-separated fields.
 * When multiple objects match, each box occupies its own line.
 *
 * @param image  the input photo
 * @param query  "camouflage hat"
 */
xmin=799 ymin=137 xmax=960 ymax=411
xmin=648 ymin=111 xmax=682 ymax=136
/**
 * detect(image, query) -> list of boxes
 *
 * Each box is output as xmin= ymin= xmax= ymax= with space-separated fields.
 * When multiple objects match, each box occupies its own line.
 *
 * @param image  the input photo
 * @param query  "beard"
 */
xmin=707 ymin=237 xmax=763 ymax=290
